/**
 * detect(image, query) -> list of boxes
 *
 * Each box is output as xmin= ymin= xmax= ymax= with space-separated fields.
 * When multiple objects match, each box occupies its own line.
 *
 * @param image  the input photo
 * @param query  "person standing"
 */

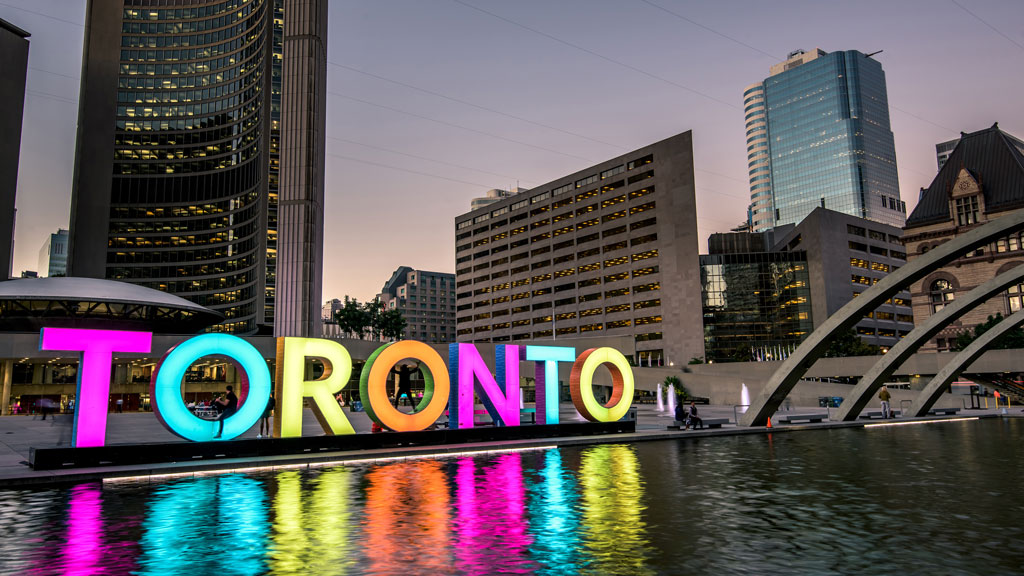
xmin=258 ymin=392 xmax=275 ymax=438
xmin=879 ymin=385 xmax=892 ymax=419
xmin=213 ymin=385 xmax=238 ymax=439
xmin=392 ymin=363 xmax=417 ymax=408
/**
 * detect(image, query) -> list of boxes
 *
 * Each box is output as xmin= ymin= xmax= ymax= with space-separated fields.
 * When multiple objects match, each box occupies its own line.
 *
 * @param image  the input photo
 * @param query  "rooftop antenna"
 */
xmin=865 ymin=50 xmax=883 ymax=58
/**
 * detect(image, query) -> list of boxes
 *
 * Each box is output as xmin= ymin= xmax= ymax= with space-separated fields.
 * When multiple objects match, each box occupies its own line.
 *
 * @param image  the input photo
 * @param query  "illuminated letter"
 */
xmin=525 ymin=345 xmax=575 ymax=425
xmin=360 ymin=340 xmax=450 ymax=432
xmin=275 ymin=337 xmax=354 ymax=438
xmin=449 ymin=343 xmax=520 ymax=429
xmin=40 ymin=328 xmax=152 ymax=447
xmin=570 ymin=347 xmax=634 ymax=422
xmin=151 ymin=334 xmax=271 ymax=442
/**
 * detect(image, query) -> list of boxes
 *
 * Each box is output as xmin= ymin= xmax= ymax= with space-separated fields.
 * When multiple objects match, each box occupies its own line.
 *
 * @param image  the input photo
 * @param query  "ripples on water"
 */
xmin=2 ymin=419 xmax=1023 ymax=575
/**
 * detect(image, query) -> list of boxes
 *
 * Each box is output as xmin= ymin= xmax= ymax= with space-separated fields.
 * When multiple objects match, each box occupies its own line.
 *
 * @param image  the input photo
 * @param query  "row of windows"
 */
xmin=457 ymin=158 xmax=656 ymax=230
xmin=459 ymin=282 xmax=661 ymax=316
xmin=459 ymin=316 xmax=664 ymax=336
xmin=123 ymin=2 xmax=248 ymax=22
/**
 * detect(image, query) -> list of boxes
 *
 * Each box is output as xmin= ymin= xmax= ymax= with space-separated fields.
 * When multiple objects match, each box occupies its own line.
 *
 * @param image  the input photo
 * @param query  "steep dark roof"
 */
xmin=906 ymin=124 xmax=1024 ymax=228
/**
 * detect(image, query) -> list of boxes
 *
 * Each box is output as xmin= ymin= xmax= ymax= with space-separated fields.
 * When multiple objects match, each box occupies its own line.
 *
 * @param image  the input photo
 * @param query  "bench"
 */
xmin=777 ymin=413 xmax=828 ymax=424
xmin=928 ymin=407 xmax=960 ymax=416
xmin=667 ymin=418 xmax=728 ymax=430
xmin=859 ymin=410 xmax=901 ymax=419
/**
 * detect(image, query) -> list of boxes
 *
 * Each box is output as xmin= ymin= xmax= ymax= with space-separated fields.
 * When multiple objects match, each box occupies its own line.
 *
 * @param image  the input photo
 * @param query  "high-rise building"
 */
xmin=904 ymin=123 xmax=1024 ymax=352
xmin=321 ymin=298 xmax=342 ymax=323
xmin=745 ymin=49 xmax=904 ymax=233
xmin=37 ymin=229 xmax=69 ymax=277
xmin=68 ymin=0 xmax=327 ymax=335
xmin=454 ymin=130 xmax=703 ymax=366
xmin=936 ymin=130 xmax=1024 ymax=171
xmin=378 ymin=267 xmax=456 ymax=344
xmin=0 ymin=19 xmax=30 ymax=280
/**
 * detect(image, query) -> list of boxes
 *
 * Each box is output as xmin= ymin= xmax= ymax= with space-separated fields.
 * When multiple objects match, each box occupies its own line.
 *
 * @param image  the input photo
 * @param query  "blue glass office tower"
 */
xmin=745 ymin=49 xmax=904 ymax=232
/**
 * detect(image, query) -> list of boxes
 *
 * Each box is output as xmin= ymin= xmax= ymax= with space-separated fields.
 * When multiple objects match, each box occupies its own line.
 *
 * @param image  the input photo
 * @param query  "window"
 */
xmin=1009 ymin=283 xmax=1024 ymax=312
xmin=955 ymin=196 xmax=979 ymax=226
xmin=930 ymin=279 xmax=955 ymax=312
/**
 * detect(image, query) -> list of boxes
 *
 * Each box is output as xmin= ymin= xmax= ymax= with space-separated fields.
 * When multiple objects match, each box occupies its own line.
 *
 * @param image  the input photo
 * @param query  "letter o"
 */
xmin=359 ymin=341 xmax=450 ymax=432
xmin=151 ymin=334 xmax=271 ymax=442
xmin=570 ymin=347 xmax=635 ymax=422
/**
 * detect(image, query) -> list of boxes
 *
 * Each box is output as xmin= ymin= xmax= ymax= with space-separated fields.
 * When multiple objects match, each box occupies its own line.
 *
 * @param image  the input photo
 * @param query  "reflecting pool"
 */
xmin=2 ymin=418 xmax=1024 ymax=575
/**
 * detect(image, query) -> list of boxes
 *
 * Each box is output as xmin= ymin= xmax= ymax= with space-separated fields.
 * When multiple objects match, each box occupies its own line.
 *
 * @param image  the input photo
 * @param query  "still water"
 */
xmin=2 ymin=418 xmax=1023 ymax=575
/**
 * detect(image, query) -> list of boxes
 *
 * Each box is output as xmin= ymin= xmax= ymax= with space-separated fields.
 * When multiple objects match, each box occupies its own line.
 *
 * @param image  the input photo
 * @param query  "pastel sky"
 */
xmin=3 ymin=0 xmax=1023 ymax=302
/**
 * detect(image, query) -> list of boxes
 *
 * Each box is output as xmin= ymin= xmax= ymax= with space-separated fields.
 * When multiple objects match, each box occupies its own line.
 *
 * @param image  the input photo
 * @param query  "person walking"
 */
xmin=879 ymin=385 xmax=892 ymax=419
xmin=258 ymin=392 xmax=275 ymax=438
xmin=213 ymin=385 xmax=238 ymax=439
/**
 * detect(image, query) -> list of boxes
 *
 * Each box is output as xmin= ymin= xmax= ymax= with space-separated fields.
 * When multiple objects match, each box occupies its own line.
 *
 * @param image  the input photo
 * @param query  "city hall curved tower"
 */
xmin=69 ymin=0 xmax=327 ymax=335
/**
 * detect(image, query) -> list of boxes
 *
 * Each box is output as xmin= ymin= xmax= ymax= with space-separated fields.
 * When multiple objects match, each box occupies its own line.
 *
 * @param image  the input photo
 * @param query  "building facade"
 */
xmin=0 ymin=19 xmax=30 ymax=280
xmin=470 ymin=187 xmax=527 ymax=212
xmin=37 ymin=229 xmax=69 ymax=277
xmin=700 ymin=251 xmax=812 ymax=363
xmin=774 ymin=207 xmax=913 ymax=348
xmin=68 ymin=0 xmax=326 ymax=335
xmin=745 ymin=49 xmax=905 ymax=233
xmin=903 ymin=124 xmax=1024 ymax=352
xmin=454 ymin=130 xmax=703 ymax=366
xmin=378 ymin=267 xmax=456 ymax=344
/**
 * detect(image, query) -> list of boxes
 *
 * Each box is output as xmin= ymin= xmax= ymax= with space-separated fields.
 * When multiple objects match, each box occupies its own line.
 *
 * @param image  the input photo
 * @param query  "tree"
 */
xmin=953 ymin=313 xmax=1024 ymax=351
xmin=364 ymin=298 xmax=384 ymax=341
xmin=334 ymin=296 xmax=370 ymax=339
xmin=822 ymin=328 xmax=882 ymax=358
xmin=688 ymin=356 xmax=705 ymax=365
xmin=376 ymin=308 xmax=407 ymax=341
xmin=662 ymin=375 xmax=689 ymax=402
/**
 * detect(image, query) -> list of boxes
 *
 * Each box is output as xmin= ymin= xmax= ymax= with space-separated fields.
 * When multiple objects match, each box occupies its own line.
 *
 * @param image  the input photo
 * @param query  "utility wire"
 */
xmin=950 ymin=0 xmax=1024 ymax=53
xmin=328 ymin=61 xmax=626 ymax=151
xmin=637 ymin=0 xmax=777 ymax=60
xmin=0 ymin=2 xmax=83 ymax=26
xmin=329 ymin=90 xmax=597 ymax=163
xmin=326 ymin=152 xmax=496 ymax=189
xmin=327 ymin=135 xmax=533 ymax=185
xmin=451 ymin=0 xmax=740 ymax=111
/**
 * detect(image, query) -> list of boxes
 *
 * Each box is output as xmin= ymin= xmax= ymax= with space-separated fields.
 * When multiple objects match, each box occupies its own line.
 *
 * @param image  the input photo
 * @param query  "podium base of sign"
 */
xmin=29 ymin=420 xmax=635 ymax=471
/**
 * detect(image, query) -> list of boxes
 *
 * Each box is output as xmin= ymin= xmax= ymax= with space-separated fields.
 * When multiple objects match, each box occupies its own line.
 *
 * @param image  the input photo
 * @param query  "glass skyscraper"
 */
xmin=745 ymin=49 xmax=905 ymax=232
xmin=69 ymin=0 xmax=326 ymax=335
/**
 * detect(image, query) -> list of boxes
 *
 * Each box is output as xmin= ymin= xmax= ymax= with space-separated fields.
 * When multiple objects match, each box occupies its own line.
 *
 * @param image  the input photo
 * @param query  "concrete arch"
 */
xmin=909 ymin=306 xmax=1024 ymax=417
xmin=833 ymin=263 xmax=1024 ymax=421
xmin=739 ymin=208 xmax=1024 ymax=427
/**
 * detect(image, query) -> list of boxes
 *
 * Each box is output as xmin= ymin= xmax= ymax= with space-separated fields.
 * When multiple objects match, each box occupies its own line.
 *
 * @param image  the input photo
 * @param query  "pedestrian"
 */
xmin=116 ymin=398 xmax=123 ymax=413
xmin=686 ymin=401 xmax=704 ymax=430
xmin=674 ymin=397 xmax=686 ymax=425
xmin=213 ymin=385 xmax=238 ymax=439
xmin=258 ymin=392 xmax=275 ymax=438
xmin=392 ymin=363 xmax=417 ymax=408
xmin=879 ymin=385 xmax=892 ymax=419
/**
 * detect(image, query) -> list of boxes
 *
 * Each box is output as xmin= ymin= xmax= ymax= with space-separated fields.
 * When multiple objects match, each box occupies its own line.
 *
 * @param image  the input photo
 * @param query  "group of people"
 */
xmin=675 ymin=400 xmax=704 ymax=430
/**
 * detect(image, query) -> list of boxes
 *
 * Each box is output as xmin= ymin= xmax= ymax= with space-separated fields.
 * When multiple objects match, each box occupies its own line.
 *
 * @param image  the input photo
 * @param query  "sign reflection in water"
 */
xmin=581 ymin=445 xmax=654 ymax=575
xmin=272 ymin=468 xmax=352 ymax=575
xmin=136 ymin=475 xmax=269 ymax=575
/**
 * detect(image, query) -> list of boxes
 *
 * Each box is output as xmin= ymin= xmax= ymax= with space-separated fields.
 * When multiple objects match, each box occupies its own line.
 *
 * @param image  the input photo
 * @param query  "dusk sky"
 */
xmin=2 ymin=0 xmax=1023 ymax=302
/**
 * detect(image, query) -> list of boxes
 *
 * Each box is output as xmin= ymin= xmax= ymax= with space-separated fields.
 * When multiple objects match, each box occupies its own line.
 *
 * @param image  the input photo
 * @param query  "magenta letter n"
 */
xmin=40 ymin=328 xmax=152 ymax=447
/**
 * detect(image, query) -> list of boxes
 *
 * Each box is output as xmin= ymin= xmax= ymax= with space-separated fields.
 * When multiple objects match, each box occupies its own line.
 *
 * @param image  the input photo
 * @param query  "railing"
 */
xmin=732 ymin=404 xmax=749 ymax=425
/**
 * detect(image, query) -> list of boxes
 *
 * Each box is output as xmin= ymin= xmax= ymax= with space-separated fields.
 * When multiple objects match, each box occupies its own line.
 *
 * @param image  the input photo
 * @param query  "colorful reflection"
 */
xmin=270 ymin=468 xmax=354 ymax=575
xmin=363 ymin=460 xmax=451 ymax=575
xmin=528 ymin=450 xmax=581 ymax=575
xmin=453 ymin=453 xmax=536 ymax=574
xmin=580 ymin=444 xmax=654 ymax=575
xmin=136 ymin=475 xmax=269 ymax=575
xmin=59 ymin=484 xmax=104 ymax=576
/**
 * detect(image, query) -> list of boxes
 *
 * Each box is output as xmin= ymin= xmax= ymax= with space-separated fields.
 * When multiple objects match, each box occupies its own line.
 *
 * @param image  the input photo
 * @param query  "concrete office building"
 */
xmin=68 ymin=0 xmax=327 ymax=335
xmin=37 ymin=229 xmax=69 ymax=278
xmin=454 ymin=130 xmax=703 ymax=366
xmin=321 ymin=298 xmax=342 ymax=322
xmin=378 ymin=267 xmax=456 ymax=344
xmin=470 ymin=187 xmax=528 ymax=212
xmin=706 ymin=207 xmax=913 ymax=353
xmin=745 ymin=49 xmax=904 ymax=232
xmin=904 ymin=124 xmax=1024 ymax=352
xmin=0 ymin=19 xmax=30 ymax=280
xmin=936 ymin=130 xmax=1024 ymax=171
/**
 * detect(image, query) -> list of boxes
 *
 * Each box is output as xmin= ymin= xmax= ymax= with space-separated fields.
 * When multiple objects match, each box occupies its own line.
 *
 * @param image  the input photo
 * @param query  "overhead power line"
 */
xmin=950 ymin=0 xmax=1024 ymax=53
xmin=451 ymin=0 xmax=740 ymax=111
